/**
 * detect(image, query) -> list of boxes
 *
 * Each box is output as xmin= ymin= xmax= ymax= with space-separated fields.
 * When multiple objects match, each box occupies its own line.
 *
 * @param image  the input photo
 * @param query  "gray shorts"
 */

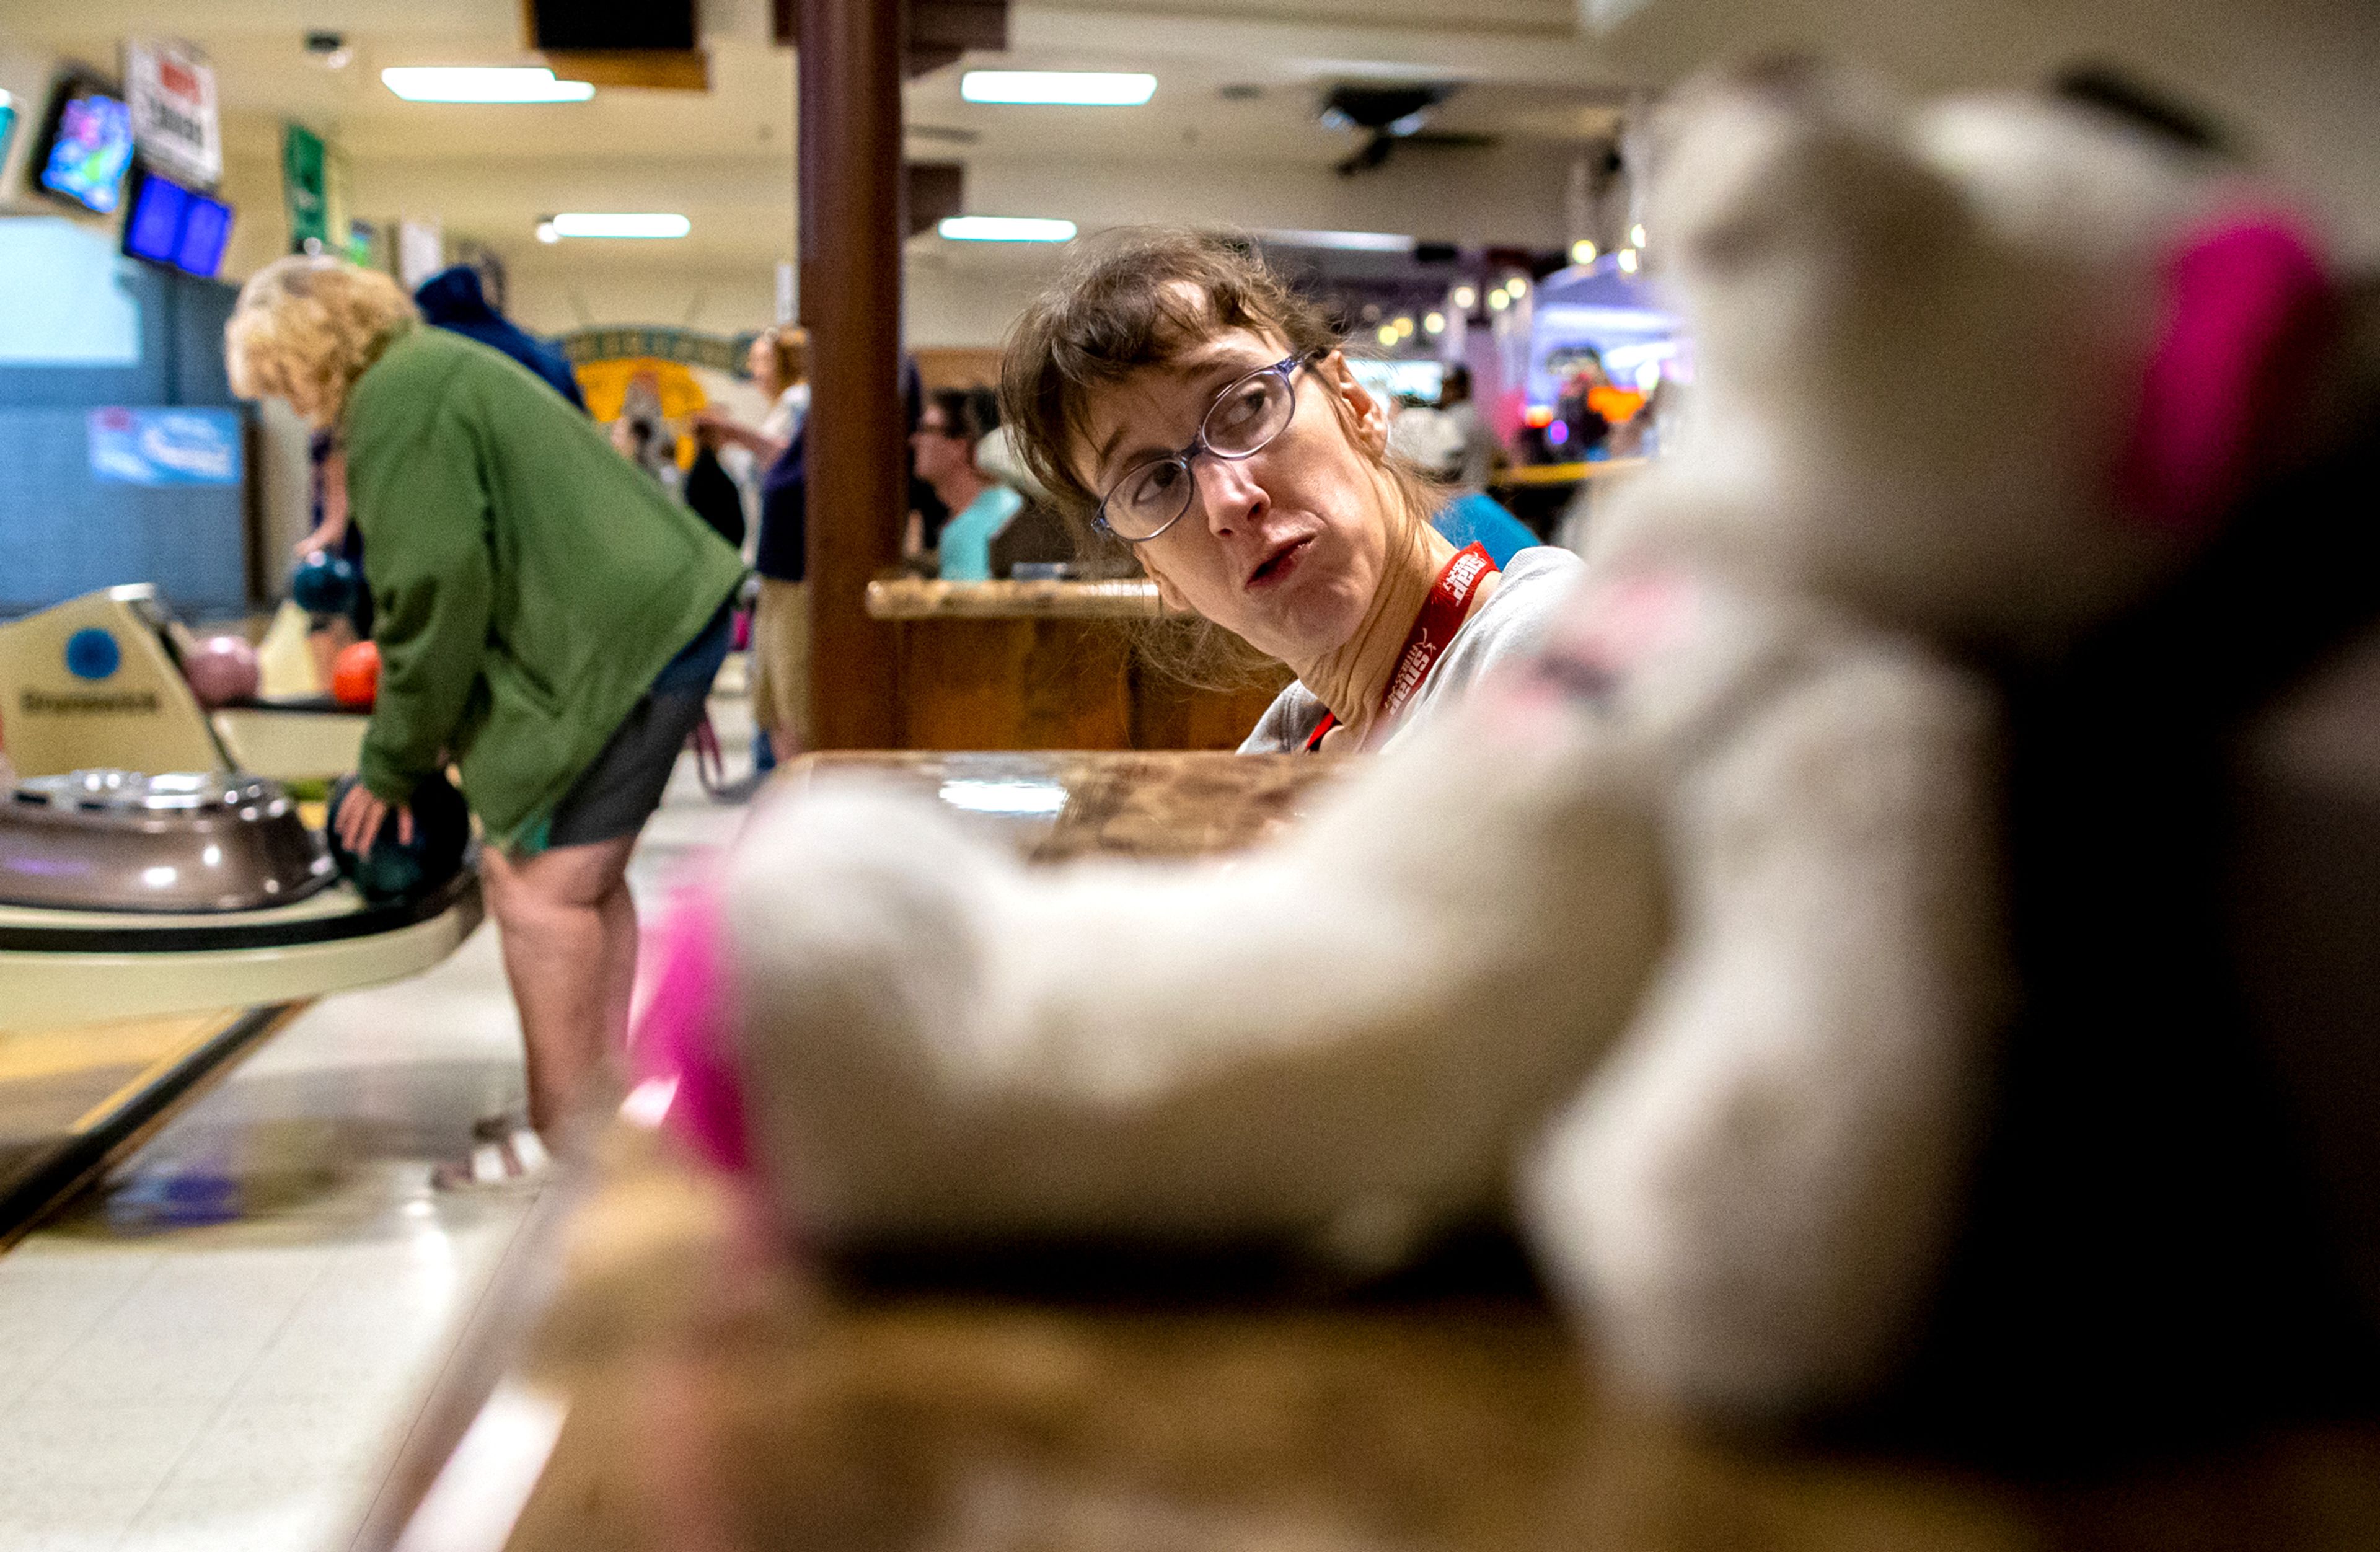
xmin=539 ymin=606 xmax=733 ymax=851
xmin=542 ymin=684 xmax=714 ymax=849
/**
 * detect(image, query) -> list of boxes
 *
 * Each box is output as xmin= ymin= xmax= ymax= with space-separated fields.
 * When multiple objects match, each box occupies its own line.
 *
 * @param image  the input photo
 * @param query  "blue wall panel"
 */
xmin=0 ymin=229 xmax=250 ymax=619
xmin=0 ymin=408 xmax=250 ymax=621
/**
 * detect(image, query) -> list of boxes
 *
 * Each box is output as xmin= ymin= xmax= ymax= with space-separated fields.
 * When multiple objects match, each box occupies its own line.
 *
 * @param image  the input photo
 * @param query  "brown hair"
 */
xmin=757 ymin=325 xmax=808 ymax=390
xmin=924 ymin=385 xmax=1000 ymax=451
xmin=998 ymin=227 xmax=1441 ymax=686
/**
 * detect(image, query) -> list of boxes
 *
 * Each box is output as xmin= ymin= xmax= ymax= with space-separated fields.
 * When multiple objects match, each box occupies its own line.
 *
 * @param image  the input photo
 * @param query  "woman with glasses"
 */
xmin=914 ymin=387 xmax=1023 ymax=581
xmin=1002 ymin=229 xmax=1582 ymax=752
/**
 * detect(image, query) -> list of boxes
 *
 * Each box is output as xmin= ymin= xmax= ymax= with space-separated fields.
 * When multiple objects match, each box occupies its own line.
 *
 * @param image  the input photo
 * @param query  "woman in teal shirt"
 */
xmin=915 ymin=387 xmax=1024 ymax=580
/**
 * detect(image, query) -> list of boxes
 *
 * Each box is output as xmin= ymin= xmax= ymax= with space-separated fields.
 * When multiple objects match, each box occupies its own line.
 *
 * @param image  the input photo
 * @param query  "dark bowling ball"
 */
xmin=292 ymin=552 xmax=359 ymax=615
xmin=326 ymin=770 xmax=470 ymax=904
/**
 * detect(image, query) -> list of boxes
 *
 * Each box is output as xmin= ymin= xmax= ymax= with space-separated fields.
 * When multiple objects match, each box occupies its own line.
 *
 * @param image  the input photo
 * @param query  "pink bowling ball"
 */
xmin=183 ymin=634 xmax=261 ymax=708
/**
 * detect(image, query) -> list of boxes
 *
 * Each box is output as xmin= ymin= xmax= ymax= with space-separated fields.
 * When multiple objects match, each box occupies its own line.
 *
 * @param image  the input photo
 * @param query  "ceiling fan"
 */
xmin=1320 ymin=84 xmax=1497 ymax=177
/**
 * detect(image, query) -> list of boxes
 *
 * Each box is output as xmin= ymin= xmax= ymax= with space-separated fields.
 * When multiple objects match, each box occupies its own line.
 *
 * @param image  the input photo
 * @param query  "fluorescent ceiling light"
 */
xmin=382 ymin=67 xmax=594 ymax=104
xmin=939 ymin=216 xmax=1077 ymax=243
xmin=961 ymin=71 xmax=1155 ymax=106
xmin=1255 ymin=228 xmax=1416 ymax=254
xmin=549 ymin=213 xmax=690 ymax=239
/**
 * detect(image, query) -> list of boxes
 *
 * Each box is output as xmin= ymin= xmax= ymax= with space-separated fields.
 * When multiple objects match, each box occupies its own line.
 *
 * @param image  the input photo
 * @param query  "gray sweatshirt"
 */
xmin=1239 ymin=545 xmax=1585 ymax=754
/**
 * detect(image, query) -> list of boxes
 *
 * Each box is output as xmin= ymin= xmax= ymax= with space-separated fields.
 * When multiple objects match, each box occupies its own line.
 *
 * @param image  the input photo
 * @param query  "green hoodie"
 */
xmin=342 ymin=325 xmax=746 ymax=849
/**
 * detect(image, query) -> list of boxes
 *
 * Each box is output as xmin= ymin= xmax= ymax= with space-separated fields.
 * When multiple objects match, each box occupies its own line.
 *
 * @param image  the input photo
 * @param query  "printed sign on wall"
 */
xmin=87 ymin=408 xmax=243 ymax=486
xmin=125 ymin=40 xmax=221 ymax=187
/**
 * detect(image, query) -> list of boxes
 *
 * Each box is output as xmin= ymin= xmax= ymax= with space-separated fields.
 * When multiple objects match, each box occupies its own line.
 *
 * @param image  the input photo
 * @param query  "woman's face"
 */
xmin=911 ymin=406 xmax=967 ymax=485
xmin=747 ymin=335 xmax=782 ymax=397
xmin=1070 ymin=328 xmax=1397 ymax=665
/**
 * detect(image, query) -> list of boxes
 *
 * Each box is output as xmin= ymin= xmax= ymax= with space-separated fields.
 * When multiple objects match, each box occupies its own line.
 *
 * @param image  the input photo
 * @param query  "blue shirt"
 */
xmin=937 ymin=485 xmax=1026 ymax=581
xmin=413 ymin=267 xmax=588 ymax=412
xmin=1432 ymin=490 xmax=1541 ymax=570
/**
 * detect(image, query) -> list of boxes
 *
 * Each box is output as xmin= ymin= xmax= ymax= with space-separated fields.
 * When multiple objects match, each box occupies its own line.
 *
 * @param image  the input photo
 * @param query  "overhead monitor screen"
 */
xmin=175 ymin=193 xmax=234 ymax=278
xmin=36 ymin=80 xmax=136 ymax=215
xmin=120 ymin=167 xmax=236 ymax=278
xmin=121 ymin=168 xmax=191 ymax=265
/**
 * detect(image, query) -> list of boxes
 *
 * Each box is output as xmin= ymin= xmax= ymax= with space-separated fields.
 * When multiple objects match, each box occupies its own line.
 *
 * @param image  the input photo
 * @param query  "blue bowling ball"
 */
xmin=292 ymin=552 xmax=359 ymax=615
xmin=326 ymin=770 xmax=470 ymax=904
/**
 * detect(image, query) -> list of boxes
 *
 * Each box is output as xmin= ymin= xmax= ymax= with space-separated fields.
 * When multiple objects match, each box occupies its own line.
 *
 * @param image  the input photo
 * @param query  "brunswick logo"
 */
xmin=20 ymin=690 xmax=161 ymax=716
xmin=1444 ymin=550 xmax=1490 ymax=597
xmin=1385 ymin=632 xmax=1438 ymax=709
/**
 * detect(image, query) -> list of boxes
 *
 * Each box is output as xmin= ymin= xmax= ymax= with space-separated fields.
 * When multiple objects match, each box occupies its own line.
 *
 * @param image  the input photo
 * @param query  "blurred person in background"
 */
xmin=294 ymin=431 xmax=372 ymax=685
xmin=1606 ymin=374 xmax=1671 ymax=460
xmin=613 ymin=371 xmax=682 ymax=496
xmin=1385 ymin=390 xmax=1461 ymax=480
xmin=681 ymin=420 xmax=749 ymax=551
xmin=413 ymin=263 xmax=587 ymax=412
xmin=1003 ymin=228 xmax=1584 ymax=754
xmin=1553 ymin=354 xmax=1615 ymax=460
xmin=914 ymin=387 xmax=1023 ymax=581
xmin=226 ymin=256 xmax=746 ymax=1153
xmin=1438 ymin=364 xmax=1501 ymax=493
xmin=1386 ymin=374 xmax=1539 ymax=568
xmin=694 ymin=327 xmax=809 ymax=774
xmin=694 ymin=325 xmax=808 ymax=473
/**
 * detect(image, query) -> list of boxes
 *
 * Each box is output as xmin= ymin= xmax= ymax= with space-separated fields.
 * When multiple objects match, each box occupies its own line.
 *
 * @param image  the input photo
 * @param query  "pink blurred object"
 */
xmin=182 ymin=634 xmax=261 ymax=708
xmin=628 ymin=871 xmax=752 ymax=1175
xmin=2120 ymin=213 xmax=2333 ymax=534
xmin=731 ymin=609 xmax=752 ymax=652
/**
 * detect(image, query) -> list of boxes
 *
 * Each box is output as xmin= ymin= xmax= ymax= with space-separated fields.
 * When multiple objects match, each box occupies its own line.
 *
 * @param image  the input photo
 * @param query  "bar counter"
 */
xmin=866 ymin=576 xmax=1168 ymax=620
xmin=863 ymin=576 xmax=1287 ymax=751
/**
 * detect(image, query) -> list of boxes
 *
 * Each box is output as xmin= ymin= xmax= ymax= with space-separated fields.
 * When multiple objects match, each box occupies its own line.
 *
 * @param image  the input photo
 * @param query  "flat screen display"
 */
xmin=531 ymin=0 xmax=696 ymax=51
xmin=121 ymin=168 xmax=190 ymax=263
xmin=175 ymin=193 xmax=234 ymax=278
xmin=36 ymin=81 xmax=136 ymax=215
xmin=119 ymin=167 xmax=236 ymax=278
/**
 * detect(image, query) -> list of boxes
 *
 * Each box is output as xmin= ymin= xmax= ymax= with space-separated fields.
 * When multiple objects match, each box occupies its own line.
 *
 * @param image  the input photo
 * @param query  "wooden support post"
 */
xmin=797 ymin=0 xmax=906 ymax=749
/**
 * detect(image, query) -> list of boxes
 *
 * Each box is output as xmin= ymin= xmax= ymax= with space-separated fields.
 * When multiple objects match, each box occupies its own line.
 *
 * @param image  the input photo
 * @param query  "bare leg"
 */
xmin=482 ymin=834 xmax=641 ymax=1137
xmin=597 ymin=876 xmax=640 ymax=1050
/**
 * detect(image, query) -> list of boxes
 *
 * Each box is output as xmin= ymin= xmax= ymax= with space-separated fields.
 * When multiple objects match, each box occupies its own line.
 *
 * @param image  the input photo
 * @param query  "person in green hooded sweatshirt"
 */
xmin=227 ymin=257 xmax=746 ymax=1150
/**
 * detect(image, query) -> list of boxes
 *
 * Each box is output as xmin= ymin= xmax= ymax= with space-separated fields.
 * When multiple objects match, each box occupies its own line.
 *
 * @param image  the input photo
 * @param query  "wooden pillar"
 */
xmin=796 ymin=0 xmax=905 ymax=749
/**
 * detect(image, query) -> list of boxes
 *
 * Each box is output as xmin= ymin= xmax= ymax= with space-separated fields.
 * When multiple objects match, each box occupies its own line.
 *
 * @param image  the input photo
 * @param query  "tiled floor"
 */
xmin=0 ymin=690 xmax=761 ymax=1552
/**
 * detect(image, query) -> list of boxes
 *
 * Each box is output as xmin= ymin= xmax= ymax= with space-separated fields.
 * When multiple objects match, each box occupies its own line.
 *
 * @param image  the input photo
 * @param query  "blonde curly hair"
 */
xmin=226 ymin=257 xmax=420 ymax=426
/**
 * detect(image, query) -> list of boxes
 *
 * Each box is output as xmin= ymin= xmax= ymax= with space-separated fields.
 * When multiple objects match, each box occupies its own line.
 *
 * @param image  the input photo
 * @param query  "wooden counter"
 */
xmin=776 ymin=750 xmax=1350 ymax=863
xmin=866 ymin=577 xmax=1167 ymax=620
xmin=863 ymin=578 xmax=1290 ymax=751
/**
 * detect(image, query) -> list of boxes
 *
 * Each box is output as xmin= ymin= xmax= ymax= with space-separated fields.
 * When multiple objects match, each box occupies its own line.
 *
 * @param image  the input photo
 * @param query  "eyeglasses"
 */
xmin=1094 ymin=354 xmax=1314 ymax=542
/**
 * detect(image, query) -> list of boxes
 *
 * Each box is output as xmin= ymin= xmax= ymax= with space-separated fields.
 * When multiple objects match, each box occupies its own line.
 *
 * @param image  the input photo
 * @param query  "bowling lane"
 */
xmin=0 ymin=702 xmax=752 ymax=1552
xmin=0 ymin=1006 xmax=298 ymax=1248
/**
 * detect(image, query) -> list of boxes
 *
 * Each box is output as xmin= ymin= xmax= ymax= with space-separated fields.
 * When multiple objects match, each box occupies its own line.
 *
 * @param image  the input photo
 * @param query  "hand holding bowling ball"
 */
xmin=183 ymin=634 xmax=261 ymax=708
xmin=292 ymin=551 xmax=359 ymax=615
xmin=331 ymin=640 xmax=379 ymax=708
xmin=328 ymin=770 xmax=470 ymax=904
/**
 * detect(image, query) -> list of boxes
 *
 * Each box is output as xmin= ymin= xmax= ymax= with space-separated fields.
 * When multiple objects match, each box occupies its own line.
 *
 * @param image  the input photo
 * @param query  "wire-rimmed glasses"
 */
xmin=1093 ymin=354 xmax=1314 ymax=542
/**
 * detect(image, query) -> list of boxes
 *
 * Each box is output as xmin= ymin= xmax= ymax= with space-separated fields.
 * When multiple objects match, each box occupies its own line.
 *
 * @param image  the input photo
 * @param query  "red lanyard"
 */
xmin=1304 ymin=543 xmax=1497 ymax=751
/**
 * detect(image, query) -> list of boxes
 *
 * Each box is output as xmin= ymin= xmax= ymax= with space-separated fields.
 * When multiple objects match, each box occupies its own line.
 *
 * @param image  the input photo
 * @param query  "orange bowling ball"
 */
xmin=330 ymin=640 xmax=380 ymax=709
